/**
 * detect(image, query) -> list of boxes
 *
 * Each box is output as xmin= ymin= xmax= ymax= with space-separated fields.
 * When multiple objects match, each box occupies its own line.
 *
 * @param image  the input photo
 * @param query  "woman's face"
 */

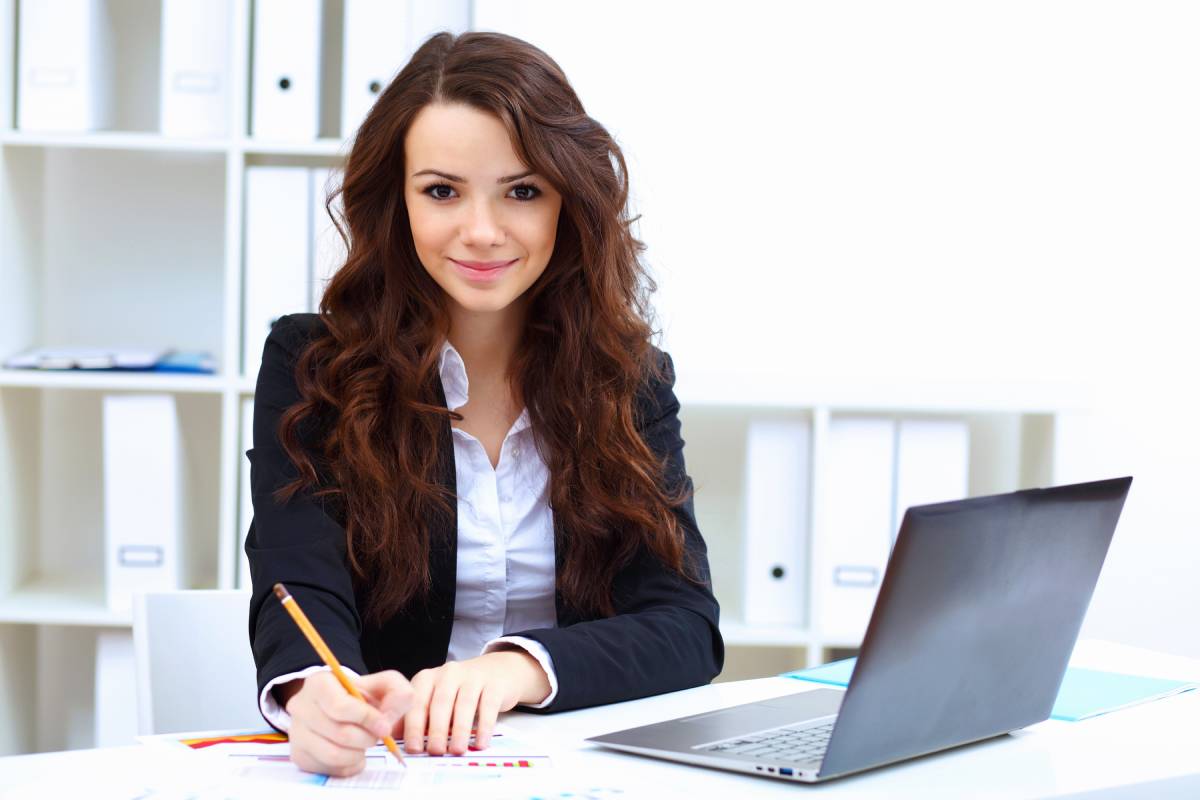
xmin=404 ymin=102 xmax=563 ymax=316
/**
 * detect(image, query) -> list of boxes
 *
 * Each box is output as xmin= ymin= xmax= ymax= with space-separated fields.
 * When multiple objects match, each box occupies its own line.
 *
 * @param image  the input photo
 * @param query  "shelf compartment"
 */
xmin=0 ymin=146 xmax=227 ymax=374
xmin=0 ymin=386 xmax=223 ymax=624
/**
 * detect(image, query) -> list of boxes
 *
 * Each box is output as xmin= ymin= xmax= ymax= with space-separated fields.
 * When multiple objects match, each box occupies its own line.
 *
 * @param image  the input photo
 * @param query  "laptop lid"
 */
xmin=817 ymin=476 xmax=1132 ymax=779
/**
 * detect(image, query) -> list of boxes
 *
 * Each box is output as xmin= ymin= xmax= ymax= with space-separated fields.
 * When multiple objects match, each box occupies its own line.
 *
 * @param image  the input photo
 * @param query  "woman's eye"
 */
xmin=510 ymin=183 xmax=541 ymax=202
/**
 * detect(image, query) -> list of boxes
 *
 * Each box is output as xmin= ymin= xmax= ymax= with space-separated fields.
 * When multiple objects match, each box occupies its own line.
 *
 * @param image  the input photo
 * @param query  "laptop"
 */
xmin=587 ymin=476 xmax=1133 ymax=783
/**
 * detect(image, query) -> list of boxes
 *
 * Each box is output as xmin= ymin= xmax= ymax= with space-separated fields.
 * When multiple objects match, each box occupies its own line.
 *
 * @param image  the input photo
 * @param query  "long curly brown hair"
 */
xmin=273 ymin=30 xmax=693 ymax=629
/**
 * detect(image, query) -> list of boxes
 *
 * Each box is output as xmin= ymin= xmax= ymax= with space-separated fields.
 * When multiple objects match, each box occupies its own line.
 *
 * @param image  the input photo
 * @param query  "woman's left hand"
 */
xmin=398 ymin=650 xmax=551 ymax=756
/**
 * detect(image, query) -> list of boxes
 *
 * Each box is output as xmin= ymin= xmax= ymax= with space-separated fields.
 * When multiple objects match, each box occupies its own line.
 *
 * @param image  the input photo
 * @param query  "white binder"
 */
xmin=893 ymin=418 xmax=970 ymax=541
xmin=237 ymin=396 xmax=254 ymax=590
xmin=103 ymin=394 xmax=185 ymax=613
xmin=18 ymin=0 xmax=114 ymax=132
xmin=310 ymin=167 xmax=347 ymax=313
xmin=818 ymin=417 xmax=896 ymax=643
xmin=159 ymin=0 xmax=232 ymax=138
xmin=341 ymin=0 xmax=407 ymax=138
xmin=742 ymin=419 xmax=811 ymax=627
xmin=93 ymin=630 xmax=138 ymax=747
xmin=242 ymin=166 xmax=311 ymax=380
xmin=251 ymin=0 xmax=323 ymax=140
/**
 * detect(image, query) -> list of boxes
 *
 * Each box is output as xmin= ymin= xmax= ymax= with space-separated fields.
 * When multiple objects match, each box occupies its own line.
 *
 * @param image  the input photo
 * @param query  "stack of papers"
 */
xmin=4 ymin=347 xmax=215 ymax=373
xmin=780 ymin=658 xmax=1198 ymax=721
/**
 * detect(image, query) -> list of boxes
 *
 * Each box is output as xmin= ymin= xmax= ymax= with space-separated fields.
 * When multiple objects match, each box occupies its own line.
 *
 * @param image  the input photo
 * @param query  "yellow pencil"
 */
xmin=273 ymin=582 xmax=405 ymax=767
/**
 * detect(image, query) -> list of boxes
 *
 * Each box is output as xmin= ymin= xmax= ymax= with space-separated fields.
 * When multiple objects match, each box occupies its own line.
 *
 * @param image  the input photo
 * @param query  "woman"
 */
xmin=246 ymin=30 xmax=723 ymax=778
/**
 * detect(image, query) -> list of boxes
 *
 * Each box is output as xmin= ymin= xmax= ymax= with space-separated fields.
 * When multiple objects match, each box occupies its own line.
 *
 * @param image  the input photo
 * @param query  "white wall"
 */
xmin=476 ymin=0 xmax=1200 ymax=656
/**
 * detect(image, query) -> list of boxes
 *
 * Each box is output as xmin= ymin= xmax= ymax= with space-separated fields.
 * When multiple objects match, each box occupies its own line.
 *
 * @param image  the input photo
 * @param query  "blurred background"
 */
xmin=0 ymin=0 xmax=1195 ymax=756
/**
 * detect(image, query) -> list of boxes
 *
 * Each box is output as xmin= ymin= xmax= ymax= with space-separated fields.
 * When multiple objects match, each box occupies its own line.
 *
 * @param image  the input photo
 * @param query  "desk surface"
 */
xmin=2 ymin=639 xmax=1198 ymax=799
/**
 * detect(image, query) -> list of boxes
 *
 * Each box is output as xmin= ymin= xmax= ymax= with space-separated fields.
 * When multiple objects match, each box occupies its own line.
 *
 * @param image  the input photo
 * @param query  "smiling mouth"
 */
xmin=450 ymin=258 xmax=518 ymax=270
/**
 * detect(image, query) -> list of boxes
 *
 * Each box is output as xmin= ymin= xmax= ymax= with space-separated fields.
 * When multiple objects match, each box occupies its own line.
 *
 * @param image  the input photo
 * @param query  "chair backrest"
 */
xmin=132 ymin=590 xmax=264 ymax=735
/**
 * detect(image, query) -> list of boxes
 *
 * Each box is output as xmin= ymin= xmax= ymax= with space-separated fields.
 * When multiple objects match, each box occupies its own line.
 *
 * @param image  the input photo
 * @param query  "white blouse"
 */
xmin=259 ymin=339 xmax=560 ymax=730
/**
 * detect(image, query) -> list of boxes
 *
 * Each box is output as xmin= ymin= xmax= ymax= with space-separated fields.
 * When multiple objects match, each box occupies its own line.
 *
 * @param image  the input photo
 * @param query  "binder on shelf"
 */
xmin=17 ymin=0 xmax=114 ymax=132
xmin=242 ymin=166 xmax=311 ymax=380
xmin=742 ymin=419 xmax=811 ymax=627
xmin=251 ymin=0 xmax=324 ymax=141
xmin=817 ymin=416 xmax=896 ymax=643
xmin=893 ymin=418 xmax=970 ymax=543
xmin=103 ymin=394 xmax=185 ymax=614
xmin=94 ymin=630 xmax=138 ymax=747
xmin=159 ymin=0 xmax=233 ymax=138
xmin=340 ymin=0 xmax=470 ymax=138
xmin=340 ymin=0 xmax=407 ymax=138
xmin=237 ymin=397 xmax=254 ymax=590
xmin=310 ymin=167 xmax=347 ymax=313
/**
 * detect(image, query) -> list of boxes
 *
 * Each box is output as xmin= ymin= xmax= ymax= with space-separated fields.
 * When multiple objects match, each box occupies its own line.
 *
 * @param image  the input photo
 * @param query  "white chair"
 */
xmin=132 ymin=590 xmax=265 ymax=735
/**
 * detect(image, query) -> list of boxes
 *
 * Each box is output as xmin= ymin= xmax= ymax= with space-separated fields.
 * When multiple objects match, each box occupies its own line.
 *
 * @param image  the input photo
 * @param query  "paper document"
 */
xmin=780 ymin=658 xmax=1198 ymax=721
xmin=139 ymin=724 xmax=555 ymax=792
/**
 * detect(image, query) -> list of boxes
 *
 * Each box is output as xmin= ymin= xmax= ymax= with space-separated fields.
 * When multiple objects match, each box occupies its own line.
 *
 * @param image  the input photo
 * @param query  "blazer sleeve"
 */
xmin=505 ymin=350 xmax=726 ymax=713
xmin=245 ymin=314 xmax=369 ymax=728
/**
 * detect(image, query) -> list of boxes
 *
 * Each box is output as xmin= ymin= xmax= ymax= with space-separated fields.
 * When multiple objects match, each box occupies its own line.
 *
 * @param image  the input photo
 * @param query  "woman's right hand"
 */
xmin=281 ymin=669 xmax=414 ymax=777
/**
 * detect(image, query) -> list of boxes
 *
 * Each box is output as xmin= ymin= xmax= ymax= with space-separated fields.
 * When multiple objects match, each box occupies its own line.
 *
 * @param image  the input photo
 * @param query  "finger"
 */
xmin=402 ymin=670 xmax=436 ymax=753
xmin=290 ymin=725 xmax=368 ymax=777
xmin=424 ymin=670 xmax=462 ymax=756
xmin=312 ymin=679 xmax=389 ymax=740
xmin=305 ymin=708 xmax=379 ymax=750
xmin=473 ymin=685 xmax=505 ymax=750
xmin=448 ymin=680 xmax=483 ymax=755
xmin=355 ymin=670 xmax=415 ymax=732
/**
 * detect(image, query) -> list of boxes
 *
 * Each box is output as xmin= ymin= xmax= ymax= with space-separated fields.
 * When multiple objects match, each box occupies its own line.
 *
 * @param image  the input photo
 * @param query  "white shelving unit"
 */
xmin=0 ymin=0 xmax=1081 ymax=756
xmin=680 ymin=396 xmax=1068 ymax=665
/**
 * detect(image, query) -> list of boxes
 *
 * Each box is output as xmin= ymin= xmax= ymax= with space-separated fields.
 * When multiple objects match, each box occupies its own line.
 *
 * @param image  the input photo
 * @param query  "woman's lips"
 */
xmin=450 ymin=258 xmax=517 ymax=282
xmin=452 ymin=258 xmax=518 ymax=269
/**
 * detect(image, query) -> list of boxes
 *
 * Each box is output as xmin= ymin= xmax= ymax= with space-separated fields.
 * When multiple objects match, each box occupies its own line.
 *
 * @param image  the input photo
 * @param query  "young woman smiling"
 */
xmin=245 ymin=30 xmax=723 ymax=778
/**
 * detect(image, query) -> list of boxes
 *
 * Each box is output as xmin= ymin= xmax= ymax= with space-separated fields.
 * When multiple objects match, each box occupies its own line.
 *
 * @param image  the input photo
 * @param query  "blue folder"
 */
xmin=780 ymin=658 xmax=1197 ymax=721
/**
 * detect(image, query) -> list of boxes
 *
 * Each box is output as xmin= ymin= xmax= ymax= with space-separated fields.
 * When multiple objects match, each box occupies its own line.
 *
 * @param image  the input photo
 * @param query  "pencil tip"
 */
xmin=273 ymin=583 xmax=289 ymax=602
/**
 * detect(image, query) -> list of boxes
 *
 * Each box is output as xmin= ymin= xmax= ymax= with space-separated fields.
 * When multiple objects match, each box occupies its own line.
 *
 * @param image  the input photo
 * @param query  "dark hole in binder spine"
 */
xmin=771 ymin=565 xmax=785 ymax=579
xmin=369 ymin=80 xmax=381 ymax=94
xmin=278 ymin=76 xmax=291 ymax=90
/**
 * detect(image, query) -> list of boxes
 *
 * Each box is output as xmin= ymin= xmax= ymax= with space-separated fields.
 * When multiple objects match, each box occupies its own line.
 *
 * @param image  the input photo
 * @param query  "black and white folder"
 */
xmin=251 ymin=0 xmax=324 ymax=140
xmin=742 ymin=419 xmax=811 ymax=627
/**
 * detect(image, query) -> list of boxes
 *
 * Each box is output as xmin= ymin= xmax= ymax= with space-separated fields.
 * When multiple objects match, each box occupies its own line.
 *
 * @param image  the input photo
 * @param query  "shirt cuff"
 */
xmin=483 ymin=636 xmax=559 ymax=709
xmin=259 ymin=664 xmax=361 ymax=732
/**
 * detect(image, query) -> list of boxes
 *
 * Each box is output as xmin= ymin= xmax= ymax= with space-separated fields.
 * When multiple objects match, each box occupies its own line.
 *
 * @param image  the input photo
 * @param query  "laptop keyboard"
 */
xmin=696 ymin=720 xmax=835 ymax=764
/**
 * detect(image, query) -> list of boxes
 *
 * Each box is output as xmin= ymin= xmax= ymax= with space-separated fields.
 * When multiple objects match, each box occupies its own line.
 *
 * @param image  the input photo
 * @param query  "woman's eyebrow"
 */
xmin=411 ymin=169 xmax=536 ymax=184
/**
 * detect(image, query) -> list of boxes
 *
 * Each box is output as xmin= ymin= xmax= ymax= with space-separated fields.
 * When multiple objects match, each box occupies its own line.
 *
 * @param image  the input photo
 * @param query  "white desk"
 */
xmin=2 ymin=640 xmax=1197 ymax=799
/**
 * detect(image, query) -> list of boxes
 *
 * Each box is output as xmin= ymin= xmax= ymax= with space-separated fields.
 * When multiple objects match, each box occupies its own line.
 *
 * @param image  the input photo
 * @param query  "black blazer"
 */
xmin=246 ymin=313 xmax=724 ymax=722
